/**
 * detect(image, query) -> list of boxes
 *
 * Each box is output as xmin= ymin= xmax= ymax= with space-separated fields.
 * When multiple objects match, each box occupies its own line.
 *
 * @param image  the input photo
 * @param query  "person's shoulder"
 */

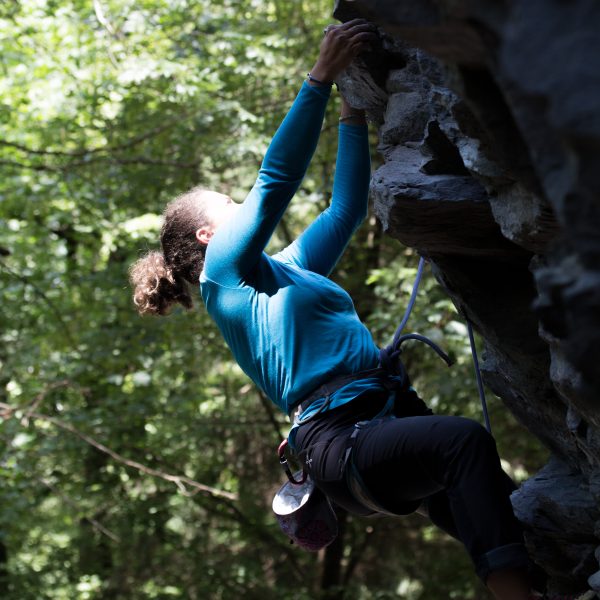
xmin=270 ymin=251 xmax=301 ymax=270
xmin=200 ymin=270 xmax=248 ymax=292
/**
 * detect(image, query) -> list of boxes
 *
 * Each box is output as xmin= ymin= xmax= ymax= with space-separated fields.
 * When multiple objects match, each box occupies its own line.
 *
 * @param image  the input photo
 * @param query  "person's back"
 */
xmin=199 ymin=77 xmax=378 ymax=411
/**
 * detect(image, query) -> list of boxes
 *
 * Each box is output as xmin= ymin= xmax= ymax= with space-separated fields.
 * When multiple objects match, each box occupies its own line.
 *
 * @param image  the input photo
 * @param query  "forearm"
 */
xmin=259 ymin=82 xmax=330 ymax=183
xmin=274 ymin=124 xmax=370 ymax=276
xmin=206 ymin=82 xmax=330 ymax=284
xmin=330 ymin=122 xmax=370 ymax=226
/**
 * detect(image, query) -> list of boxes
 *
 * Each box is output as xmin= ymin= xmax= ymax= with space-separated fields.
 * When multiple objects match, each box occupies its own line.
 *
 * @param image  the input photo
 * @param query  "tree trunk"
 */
xmin=320 ymin=507 xmax=348 ymax=599
xmin=0 ymin=539 xmax=8 ymax=597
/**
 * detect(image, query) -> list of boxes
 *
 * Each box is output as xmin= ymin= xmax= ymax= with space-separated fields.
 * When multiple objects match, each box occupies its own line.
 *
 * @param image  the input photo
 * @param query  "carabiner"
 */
xmin=277 ymin=439 xmax=307 ymax=485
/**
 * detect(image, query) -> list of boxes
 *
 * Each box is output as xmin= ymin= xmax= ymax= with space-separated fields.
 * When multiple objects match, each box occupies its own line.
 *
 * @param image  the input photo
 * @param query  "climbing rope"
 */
xmin=467 ymin=319 xmax=492 ymax=434
xmin=379 ymin=258 xmax=453 ymax=381
xmin=385 ymin=256 xmax=492 ymax=434
xmin=395 ymin=256 xmax=425 ymax=336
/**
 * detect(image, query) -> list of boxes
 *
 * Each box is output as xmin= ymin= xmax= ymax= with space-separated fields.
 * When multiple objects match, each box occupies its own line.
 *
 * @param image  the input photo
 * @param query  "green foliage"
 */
xmin=0 ymin=1 xmax=548 ymax=598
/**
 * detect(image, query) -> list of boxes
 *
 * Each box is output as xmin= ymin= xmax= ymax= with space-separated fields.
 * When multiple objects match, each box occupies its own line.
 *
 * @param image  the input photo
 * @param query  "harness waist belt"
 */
xmin=288 ymin=367 xmax=388 ymax=420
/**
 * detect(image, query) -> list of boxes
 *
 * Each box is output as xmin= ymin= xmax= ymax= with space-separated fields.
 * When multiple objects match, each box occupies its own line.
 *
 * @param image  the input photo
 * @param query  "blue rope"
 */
xmin=386 ymin=257 xmax=493 ymax=435
xmin=393 ymin=257 xmax=425 ymax=340
xmin=380 ymin=257 xmax=453 ymax=377
xmin=466 ymin=319 xmax=492 ymax=434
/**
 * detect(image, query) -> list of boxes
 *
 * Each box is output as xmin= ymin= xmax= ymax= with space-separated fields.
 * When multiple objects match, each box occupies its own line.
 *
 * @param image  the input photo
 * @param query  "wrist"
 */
xmin=340 ymin=109 xmax=365 ymax=118
xmin=340 ymin=105 xmax=366 ymax=124
xmin=308 ymin=61 xmax=336 ymax=86
xmin=339 ymin=114 xmax=367 ymax=126
xmin=307 ymin=72 xmax=332 ymax=87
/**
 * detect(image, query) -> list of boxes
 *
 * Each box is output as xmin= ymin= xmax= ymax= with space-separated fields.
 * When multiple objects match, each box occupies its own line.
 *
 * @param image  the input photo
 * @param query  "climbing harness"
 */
xmin=342 ymin=256 xmax=494 ymax=517
xmin=273 ymin=255 xmax=494 ymax=545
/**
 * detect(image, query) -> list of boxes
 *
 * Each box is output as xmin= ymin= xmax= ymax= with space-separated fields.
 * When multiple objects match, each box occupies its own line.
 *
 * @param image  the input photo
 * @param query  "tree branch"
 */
xmin=93 ymin=0 xmax=117 ymax=37
xmin=0 ymin=259 xmax=76 ymax=346
xmin=37 ymin=477 xmax=121 ymax=543
xmin=0 ymin=89 xmax=296 ymax=164
xmin=277 ymin=216 xmax=295 ymax=247
xmin=0 ymin=113 xmax=194 ymax=158
xmin=342 ymin=524 xmax=375 ymax=586
xmin=0 ymin=156 xmax=200 ymax=172
xmin=0 ymin=402 xmax=238 ymax=502
xmin=0 ymin=159 xmax=60 ymax=172
xmin=255 ymin=386 xmax=285 ymax=442
xmin=22 ymin=379 xmax=90 ymax=425
xmin=195 ymin=491 xmax=306 ymax=579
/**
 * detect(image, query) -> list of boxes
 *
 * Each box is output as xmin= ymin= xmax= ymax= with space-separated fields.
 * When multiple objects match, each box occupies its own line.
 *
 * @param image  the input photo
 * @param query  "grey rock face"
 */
xmin=333 ymin=0 xmax=600 ymax=593
xmin=512 ymin=458 xmax=599 ymax=592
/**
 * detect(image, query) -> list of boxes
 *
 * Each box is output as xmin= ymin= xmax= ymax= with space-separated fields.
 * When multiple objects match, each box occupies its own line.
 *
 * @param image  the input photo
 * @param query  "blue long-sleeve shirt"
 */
xmin=200 ymin=82 xmax=380 ymax=415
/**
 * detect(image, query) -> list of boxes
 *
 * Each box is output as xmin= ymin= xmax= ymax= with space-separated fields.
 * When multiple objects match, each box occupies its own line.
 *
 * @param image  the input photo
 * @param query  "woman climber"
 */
xmin=129 ymin=19 xmax=541 ymax=600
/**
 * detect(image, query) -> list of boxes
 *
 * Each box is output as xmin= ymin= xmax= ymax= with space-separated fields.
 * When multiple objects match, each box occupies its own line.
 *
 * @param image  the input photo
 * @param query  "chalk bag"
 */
xmin=272 ymin=440 xmax=338 ymax=552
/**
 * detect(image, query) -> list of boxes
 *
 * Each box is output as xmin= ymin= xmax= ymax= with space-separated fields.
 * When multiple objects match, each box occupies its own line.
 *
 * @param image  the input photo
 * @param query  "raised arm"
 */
xmin=204 ymin=20 xmax=378 ymax=287
xmin=273 ymin=97 xmax=371 ymax=276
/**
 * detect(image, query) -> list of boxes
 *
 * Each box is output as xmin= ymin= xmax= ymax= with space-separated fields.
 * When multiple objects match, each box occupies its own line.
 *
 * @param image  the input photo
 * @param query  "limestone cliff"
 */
xmin=333 ymin=0 xmax=600 ymax=594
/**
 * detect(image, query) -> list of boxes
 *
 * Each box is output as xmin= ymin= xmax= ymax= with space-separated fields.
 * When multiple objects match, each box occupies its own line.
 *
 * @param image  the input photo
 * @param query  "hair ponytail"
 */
xmin=129 ymin=186 xmax=210 ymax=316
xmin=129 ymin=250 xmax=193 ymax=316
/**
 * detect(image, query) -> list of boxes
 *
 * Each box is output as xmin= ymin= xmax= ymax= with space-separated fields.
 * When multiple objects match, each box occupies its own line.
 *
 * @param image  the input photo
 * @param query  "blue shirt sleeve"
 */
xmin=274 ymin=123 xmax=371 ymax=276
xmin=204 ymin=81 xmax=331 ymax=286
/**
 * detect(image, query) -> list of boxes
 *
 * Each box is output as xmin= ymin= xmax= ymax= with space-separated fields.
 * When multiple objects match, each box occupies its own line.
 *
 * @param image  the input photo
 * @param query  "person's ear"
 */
xmin=195 ymin=227 xmax=213 ymax=246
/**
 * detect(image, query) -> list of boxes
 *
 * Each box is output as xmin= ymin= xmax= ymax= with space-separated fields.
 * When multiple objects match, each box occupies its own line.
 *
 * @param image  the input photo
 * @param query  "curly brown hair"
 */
xmin=129 ymin=186 xmax=210 ymax=316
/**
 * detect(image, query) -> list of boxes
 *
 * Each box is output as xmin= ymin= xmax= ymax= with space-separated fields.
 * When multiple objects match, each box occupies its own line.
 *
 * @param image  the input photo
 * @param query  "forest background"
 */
xmin=0 ymin=1 xmax=549 ymax=598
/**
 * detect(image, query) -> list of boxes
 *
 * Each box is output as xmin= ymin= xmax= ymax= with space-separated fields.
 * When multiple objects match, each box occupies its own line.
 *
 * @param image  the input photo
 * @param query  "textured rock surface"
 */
xmin=333 ymin=0 xmax=600 ymax=594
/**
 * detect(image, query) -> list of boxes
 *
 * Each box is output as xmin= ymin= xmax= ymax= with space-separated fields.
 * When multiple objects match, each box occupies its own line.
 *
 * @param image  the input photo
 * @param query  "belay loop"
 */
xmin=278 ymin=439 xmax=307 ymax=485
xmin=379 ymin=333 xmax=453 ymax=376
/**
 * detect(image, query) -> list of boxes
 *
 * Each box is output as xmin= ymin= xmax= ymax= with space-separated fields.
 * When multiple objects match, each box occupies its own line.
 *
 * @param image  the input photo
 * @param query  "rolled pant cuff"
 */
xmin=475 ymin=542 xmax=530 ymax=582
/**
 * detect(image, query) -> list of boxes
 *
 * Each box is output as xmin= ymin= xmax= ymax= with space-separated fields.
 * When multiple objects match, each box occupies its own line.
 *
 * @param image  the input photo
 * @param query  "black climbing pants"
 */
xmin=294 ymin=388 xmax=530 ymax=583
